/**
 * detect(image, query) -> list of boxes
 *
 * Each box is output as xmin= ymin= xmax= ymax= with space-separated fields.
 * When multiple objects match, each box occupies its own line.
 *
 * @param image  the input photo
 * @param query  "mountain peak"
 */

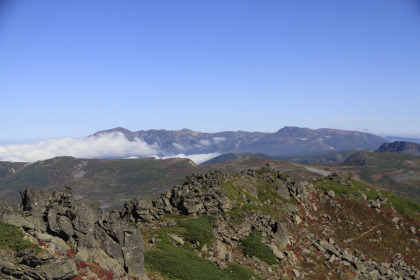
xmin=93 ymin=127 xmax=133 ymax=136
xmin=275 ymin=126 xmax=314 ymax=137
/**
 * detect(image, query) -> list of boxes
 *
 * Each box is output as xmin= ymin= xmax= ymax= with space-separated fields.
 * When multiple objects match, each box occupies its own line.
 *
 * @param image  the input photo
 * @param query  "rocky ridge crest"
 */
xmin=376 ymin=141 xmax=420 ymax=157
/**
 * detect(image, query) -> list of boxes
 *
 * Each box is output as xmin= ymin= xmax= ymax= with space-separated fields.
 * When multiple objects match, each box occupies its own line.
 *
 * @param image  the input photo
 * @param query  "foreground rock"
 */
xmin=0 ymin=187 xmax=147 ymax=280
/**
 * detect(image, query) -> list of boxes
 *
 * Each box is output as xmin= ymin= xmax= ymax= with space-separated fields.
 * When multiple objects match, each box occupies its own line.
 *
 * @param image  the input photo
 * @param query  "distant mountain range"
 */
xmin=384 ymin=136 xmax=420 ymax=144
xmin=93 ymin=126 xmax=386 ymax=157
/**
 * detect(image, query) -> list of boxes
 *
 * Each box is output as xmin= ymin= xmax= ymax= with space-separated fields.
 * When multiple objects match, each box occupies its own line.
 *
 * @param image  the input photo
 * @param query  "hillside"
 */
xmin=0 ymin=156 xmax=197 ymax=207
xmin=136 ymin=167 xmax=420 ymax=279
xmin=0 ymin=161 xmax=28 ymax=179
xmin=93 ymin=126 xmax=386 ymax=157
xmin=1 ymin=166 xmax=419 ymax=280
xmin=340 ymin=151 xmax=420 ymax=203
xmin=200 ymin=153 xmax=273 ymax=165
xmin=205 ymin=150 xmax=358 ymax=165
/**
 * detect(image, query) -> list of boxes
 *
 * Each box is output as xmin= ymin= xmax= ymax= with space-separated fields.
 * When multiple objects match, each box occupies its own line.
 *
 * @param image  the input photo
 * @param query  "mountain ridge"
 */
xmin=93 ymin=126 xmax=387 ymax=157
xmin=376 ymin=141 xmax=420 ymax=157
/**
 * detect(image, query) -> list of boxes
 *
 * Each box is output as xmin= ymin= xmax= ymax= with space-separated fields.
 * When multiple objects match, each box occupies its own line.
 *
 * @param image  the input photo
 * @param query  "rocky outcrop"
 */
xmin=326 ymin=170 xmax=357 ymax=184
xmin=122 ymin=171 xmax=233 ymax=222
xmin=1 ymin=187 xmax=147 ymax=280
xmin=376 ymin=141 xmax=420 ymax=156
xmin=213 ymin=212 xmax=289 ymax=249
xmin=123 ymin=166 xmax=295 ymax=271
xmin=122 ymin=167 xmax=308 ymax=224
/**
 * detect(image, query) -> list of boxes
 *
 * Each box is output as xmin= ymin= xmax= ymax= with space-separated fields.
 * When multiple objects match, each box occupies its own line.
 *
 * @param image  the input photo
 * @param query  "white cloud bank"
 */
xmin=154 ymin=153 xmax=220 ymax=165
xmin=0 ymin=132 xmax=219 ymax=165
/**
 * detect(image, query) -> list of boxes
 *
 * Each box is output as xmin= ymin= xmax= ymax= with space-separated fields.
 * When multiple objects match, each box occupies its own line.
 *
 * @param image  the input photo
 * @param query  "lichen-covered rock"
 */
xmin=326 ymin=170 xmax=357 ymax=184
xmin=39 ymin=258 xmax=78 ymax=280
xmin=0 ymin=249 xmax=77 ymax=280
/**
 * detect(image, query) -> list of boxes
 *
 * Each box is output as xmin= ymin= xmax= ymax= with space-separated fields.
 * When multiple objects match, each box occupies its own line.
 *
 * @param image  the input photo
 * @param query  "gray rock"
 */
xmin=326 ymin=170 xmax=357 ymax=184
xmin=39 ymin=258 xmax=78 ymax=280
xmin=17 ymin=187 xmax=147 ymax=279
xmin=326 ymin=190 xmax=336 ymax=198
xmin=408 ymin=239 xmax=419 ymax=246
xmin=169 ymin=234 xmax=185 ymax=246
xmin=270 ymin=244 xmax=285 ymax=260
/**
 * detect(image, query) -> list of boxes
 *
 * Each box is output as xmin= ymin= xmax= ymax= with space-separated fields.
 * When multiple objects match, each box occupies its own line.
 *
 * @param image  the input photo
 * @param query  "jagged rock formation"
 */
xmin=0 ymin=187 xmax=147 ymax=280
xmin=122 ymin=168 xmax=306 ymax=222
xmin=376 ymin=141 xmax=420 ymax=156
xmin=122 ymin=171 xmax=233 ymax=220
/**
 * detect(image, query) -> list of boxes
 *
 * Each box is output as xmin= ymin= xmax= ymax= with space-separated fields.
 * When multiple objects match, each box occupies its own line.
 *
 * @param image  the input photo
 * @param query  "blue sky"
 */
xmin=1 ymin=0 xmax=420 ymax=143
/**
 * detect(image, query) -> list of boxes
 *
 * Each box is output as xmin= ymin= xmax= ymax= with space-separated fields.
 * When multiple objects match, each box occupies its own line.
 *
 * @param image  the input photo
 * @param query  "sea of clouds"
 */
xmin=0 ymin=132 xmax=219 ymax=164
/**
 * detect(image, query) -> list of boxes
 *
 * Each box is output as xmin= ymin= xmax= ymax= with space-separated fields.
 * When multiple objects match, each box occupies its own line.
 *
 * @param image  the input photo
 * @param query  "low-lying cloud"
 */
xmin=154 ymin=153 xmax=220 ymax=165
xmin=213 ymin=137 xmax=226 ymax=143
xmin=196 ymin=139 xmax=211 ymax=148
xmin=0 ymin=132 xmax=219 ymax=164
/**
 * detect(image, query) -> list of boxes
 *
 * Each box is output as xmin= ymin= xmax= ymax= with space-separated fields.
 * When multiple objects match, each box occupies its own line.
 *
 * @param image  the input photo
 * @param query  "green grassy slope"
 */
xmin=339 ymin=151 xmax=420 ymax=203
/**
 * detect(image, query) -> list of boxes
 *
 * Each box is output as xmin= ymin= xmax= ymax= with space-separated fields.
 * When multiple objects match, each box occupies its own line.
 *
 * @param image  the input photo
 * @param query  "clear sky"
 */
xmin=1 ymin=0 xmax=420 ymax=143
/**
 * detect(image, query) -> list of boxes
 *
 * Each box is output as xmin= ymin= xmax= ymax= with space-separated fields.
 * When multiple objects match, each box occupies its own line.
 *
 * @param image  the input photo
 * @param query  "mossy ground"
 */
xmin=239 ymin=231 xmax=278 ymax=265
xmin=0 ymin=222 xmax=41 ymax=253
xmin=144 ymin=215 xmax=262 ymax=280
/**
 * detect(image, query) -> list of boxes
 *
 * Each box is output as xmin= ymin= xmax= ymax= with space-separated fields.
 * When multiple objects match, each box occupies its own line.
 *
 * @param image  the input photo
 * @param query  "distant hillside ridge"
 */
xmin=340 ymin=150 xmax=420 ymax=203
xmin=200 ymin=153 xmax=273 ymax=165
xmin=376 ymin=141 xmax=420 ymax=156
xmin=0 ymin=156 xmax=197 ymax=207
xmin=93 ymin=126 xmax=387 ymax=157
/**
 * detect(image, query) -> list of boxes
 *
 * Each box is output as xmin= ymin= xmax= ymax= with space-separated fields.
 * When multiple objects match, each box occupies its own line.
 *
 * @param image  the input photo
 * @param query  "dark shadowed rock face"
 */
xmin=376 ymin=141 xmax=420 ymax=156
